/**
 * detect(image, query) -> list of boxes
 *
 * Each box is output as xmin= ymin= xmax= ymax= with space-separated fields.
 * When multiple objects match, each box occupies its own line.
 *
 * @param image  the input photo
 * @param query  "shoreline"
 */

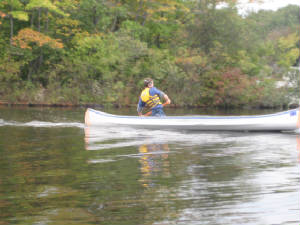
xmin=0 ymin=100 xmax=298 ymax=110
xmin=0 ymin=101 xmax=103 ymax=108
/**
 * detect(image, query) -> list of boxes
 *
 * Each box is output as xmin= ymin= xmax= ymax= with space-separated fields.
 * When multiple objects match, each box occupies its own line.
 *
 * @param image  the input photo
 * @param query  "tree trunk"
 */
xmin=135 ymin=0 xmax=143 ymax=22
xmin=28 ymin=62 xmax=33 ymax=82
xmin=92 ymin=8 xmax=99 ymax=32
xmin=45 ymin=9 xmax=48 ymax=33
xmin=111 ymin=14 xmax=118 ymax=32
xmin=31 ymin=11 xmax=34 ymax=28
xmin=9 ymin=15 xmax=13 ymax=45
xmin=155 ymin=34 xmax=161 ymax=48
xmin=38 ymin=54 xmax=43 ymax=71
xmin=38 ymin=8 xmax=41 ymax=32
xmin=141 ymin=12 xmax=147 ymax=26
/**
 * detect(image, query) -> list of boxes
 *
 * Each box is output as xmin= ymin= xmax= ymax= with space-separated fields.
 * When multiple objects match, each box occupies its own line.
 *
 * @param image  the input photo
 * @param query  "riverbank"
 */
xmin=0 ymin=100 xmax=95 ymax=108
xmin=0 ymin=100 xmax=298 ymax=110
xmin=1 ymin=3 xmax=299 ymax=114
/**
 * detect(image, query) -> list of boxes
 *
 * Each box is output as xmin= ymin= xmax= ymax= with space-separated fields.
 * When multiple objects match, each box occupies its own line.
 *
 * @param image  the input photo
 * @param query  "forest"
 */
xmin=0 ymin=0 xmax=299 ymax=108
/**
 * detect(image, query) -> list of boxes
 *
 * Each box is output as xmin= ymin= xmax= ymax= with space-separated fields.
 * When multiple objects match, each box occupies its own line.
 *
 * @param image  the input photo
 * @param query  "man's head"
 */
xmin=144 ymin=78 xmax=153 ymax=88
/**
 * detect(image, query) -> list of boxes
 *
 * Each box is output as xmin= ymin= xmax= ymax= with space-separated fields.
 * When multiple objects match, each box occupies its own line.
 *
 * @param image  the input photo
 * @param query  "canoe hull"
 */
xmin=85 ymin=108 xmax=299 ymax=131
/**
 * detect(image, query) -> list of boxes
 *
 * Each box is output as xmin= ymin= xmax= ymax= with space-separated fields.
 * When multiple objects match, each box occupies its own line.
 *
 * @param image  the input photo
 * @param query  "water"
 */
xmin=0 ymin=106 xmax=299 ymax=225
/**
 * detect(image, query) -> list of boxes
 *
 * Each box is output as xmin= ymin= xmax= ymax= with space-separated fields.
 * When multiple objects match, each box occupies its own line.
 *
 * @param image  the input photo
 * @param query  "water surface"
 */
xmin=0 ymin=107 xmax=299 ymax=225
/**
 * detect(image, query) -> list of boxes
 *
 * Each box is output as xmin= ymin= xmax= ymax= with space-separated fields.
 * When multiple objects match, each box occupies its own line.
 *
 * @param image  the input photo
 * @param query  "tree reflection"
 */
xmin=4 ymin=124 xmax=296 ymax=225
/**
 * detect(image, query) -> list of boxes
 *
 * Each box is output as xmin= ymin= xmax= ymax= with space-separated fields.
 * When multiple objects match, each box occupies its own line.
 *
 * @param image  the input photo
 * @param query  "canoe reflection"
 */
xmin=84 ymin=126 xmax=171 ymax=188
xmin=84 ymin=126 xmax=146 ymax=150
xmin=297 ymin=136 xmax=300 ymax=162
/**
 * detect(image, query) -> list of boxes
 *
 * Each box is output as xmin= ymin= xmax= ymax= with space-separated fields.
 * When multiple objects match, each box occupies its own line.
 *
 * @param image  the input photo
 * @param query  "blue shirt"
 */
xmin=137 ymin=87 xmax=165 ymax=113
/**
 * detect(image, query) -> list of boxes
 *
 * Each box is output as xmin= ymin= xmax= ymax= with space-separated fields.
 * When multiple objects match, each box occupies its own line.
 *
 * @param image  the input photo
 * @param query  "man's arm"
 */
xmin=163 ymin=94 xmax=171 ymax=105
xmin=137 ymin=98 xmax=145 ymax=116
xmin=152 ymin=87 xmax=171 ymax=106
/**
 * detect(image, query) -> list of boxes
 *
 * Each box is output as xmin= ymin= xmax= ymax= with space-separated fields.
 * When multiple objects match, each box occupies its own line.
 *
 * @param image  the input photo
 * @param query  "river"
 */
xmin=0 ymin=106 xmax=299 ymax=225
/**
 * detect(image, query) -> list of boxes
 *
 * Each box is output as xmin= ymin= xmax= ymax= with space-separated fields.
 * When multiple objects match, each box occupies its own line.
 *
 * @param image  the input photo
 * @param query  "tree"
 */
xmin=11 ymin=27 xmax=64 ymax=83
xmin=75 ymin=0 xmax=117 ymax=34
xmin=26 ymin=0 xmax=65 ymax=32
xmin=0 ymin=0 xmax=28 ymax=45
xmin=126 ymin=0 xmax=189 ymax=48
xmin=12 ymin=27 xmax=63 ymax=49
xmin=0 ymin=0 xmax=299 ymax=108
xmin=50 ymin=0 xmax=81 ymax=46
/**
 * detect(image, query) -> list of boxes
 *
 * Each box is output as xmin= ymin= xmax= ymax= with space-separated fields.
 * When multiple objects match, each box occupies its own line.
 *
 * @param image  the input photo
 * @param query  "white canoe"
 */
xmin=85 ymin=108 xmax=299 ymax=131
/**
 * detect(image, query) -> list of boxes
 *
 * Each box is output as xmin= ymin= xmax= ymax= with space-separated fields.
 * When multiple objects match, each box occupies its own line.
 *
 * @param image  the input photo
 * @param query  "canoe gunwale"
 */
xmin=88 ymin=108 xmax=298 ymax=120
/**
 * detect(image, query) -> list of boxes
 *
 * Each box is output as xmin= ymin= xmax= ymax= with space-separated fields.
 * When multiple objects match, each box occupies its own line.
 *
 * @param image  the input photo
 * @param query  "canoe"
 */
xmin=84 ymin=108 xmax=299 ymax=131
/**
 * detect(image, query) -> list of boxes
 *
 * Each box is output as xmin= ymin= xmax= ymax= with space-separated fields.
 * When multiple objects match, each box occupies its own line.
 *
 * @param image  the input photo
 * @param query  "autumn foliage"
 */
xmin=0 ymin=11 xmax=5 ymax=24
xmin=12 ymin=28 xmax=63 ymax=49
xmin=0 ymin=0 xmax=299 ymax=107
xmin=200 ymin=68 xmax=260 ymax=107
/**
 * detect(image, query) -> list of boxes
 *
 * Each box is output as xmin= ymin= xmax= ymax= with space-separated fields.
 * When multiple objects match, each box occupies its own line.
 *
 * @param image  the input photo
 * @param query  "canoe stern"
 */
xmin=85 ymin=108 xmax=91 ymax=126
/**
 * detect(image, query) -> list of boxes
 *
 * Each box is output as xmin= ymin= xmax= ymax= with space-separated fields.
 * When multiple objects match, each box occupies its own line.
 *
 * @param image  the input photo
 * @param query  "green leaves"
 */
xmin=0 ymin=0 xmax=299 ymax=107
xmin=2 ymin=0 xmax=23 ymax=9
xmin=26 ymin=0 xmax=65 ymax=16
xmin=10 ymin=11 xmax=28 ymax=21
xmin=276 ymin=32 xmax=300 ymax=68
xmin=0 ymin=0 xmax=28 ymax=20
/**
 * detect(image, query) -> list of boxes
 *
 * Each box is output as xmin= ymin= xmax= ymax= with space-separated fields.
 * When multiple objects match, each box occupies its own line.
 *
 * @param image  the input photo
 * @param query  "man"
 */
xmin=137 ymin=78 xmax=171 ymax=116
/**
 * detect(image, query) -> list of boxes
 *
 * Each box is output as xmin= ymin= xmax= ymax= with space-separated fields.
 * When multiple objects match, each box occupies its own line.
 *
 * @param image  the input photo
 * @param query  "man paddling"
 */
xmin=137 ymin=78 xmax=171 ymax=116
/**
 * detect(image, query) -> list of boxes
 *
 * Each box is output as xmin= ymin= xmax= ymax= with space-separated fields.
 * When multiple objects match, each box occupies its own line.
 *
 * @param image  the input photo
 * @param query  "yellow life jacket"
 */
xmin=140 ymin=88 xmax=162 ymax=109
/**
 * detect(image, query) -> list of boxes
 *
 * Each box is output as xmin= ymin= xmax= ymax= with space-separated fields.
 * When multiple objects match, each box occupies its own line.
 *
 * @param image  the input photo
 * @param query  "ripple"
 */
xmin=87 ymin=159 xmax=116 ymax=164
xmin=84 ymin=126 xmax=298 ymax=151
xmin=84 ymin=126 xmax=238 ymax=150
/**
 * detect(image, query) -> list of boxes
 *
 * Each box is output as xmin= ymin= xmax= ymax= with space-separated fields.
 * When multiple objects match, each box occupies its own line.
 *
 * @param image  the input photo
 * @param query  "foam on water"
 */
xmin=0 ymin=119 xmax=84 ymax=128
xmin=24 ymin=121 xmax=84 ymax=128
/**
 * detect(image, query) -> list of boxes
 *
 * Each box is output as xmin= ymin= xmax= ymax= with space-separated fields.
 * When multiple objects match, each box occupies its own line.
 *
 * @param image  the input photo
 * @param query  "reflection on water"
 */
xmin=85 ymin=126 xmax=172 ymax=188
xmin=138 ymin=144 xmax=170 ymax=188
xmin=0 ymin=106 xmax=299 ymax=225
xmin=84 ymin=125 xmax=300 ymax=225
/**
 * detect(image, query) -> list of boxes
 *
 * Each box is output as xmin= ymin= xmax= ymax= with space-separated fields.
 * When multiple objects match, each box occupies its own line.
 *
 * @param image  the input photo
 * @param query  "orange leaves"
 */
xmin=55 ymin=17 xmax=81 ymax=38
xmin=12 ymin=28 xmax=63 ymax=49
xmin=213 ymin=68 xmax=259 ymax=106
xmin=0 ymin=11 xmax=6 ymax=24
xmin=0 ymin=11 xmax=6 ymax=18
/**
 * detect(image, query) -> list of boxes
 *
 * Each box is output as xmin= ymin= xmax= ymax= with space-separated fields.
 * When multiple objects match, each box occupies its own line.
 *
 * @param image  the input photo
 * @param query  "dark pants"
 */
xmin=152 ymin=107 xmax=166 ymax=117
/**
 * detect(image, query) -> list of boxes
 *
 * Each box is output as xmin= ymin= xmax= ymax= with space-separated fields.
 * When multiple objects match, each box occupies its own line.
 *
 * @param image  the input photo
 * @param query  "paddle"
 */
xmin=143 ymin=102 xmax=170 ymax=116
